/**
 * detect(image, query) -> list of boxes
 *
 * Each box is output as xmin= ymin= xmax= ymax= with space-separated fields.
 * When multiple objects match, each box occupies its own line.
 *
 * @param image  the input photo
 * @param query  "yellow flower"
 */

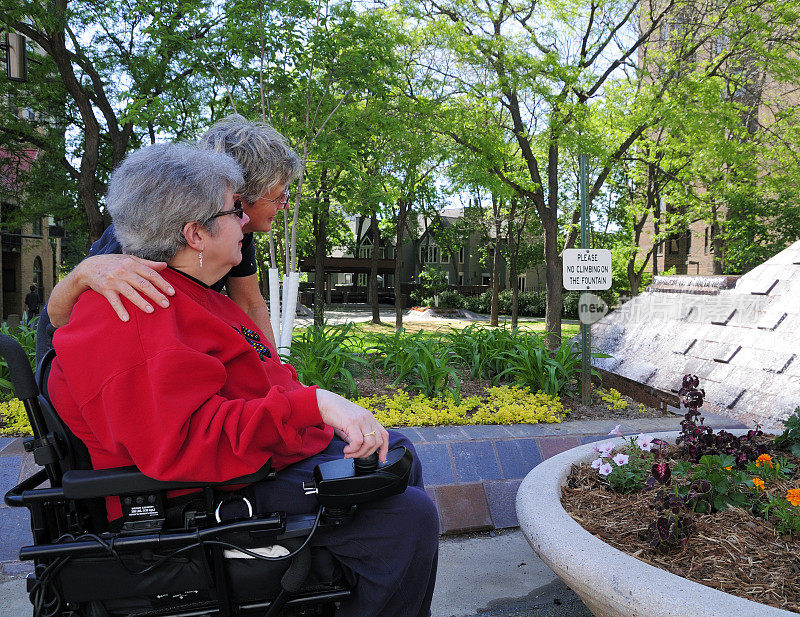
xmin=787 ymin=489 xmax=800 ymax=507
xmin=724 ymin=466 xmax=732 ymax=471
xmin=755 ymin=454 xmax=773 ymax=468
xmin=751 ymin=478 xmax=765 ymax=491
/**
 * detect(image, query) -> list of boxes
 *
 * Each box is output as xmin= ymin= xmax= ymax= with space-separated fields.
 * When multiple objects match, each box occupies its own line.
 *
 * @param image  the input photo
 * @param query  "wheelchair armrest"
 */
xmin=61 ymin=461 xmax=275 ymax=500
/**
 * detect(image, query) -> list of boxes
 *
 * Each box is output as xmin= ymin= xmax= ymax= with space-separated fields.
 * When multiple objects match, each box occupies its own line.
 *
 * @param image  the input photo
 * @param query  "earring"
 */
xmin=199 ymin=251 xmax=203 ymax=268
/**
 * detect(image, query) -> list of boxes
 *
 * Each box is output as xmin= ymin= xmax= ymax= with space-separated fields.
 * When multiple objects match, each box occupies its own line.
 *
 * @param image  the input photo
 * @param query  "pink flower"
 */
xmin=608 ymin=424 xmax=624 ymax=437
xmin=636 ymin=434 xmax=654 ymax=452
xmin=595 ymin=441 xmax=614 ymax=458
xmin=613 ymin=453 xmax=629 ymax=466
xmin=591 ymin=458 xmax=604 ymax=469
xmin=599 ymin=462 xmax=613 ymax=476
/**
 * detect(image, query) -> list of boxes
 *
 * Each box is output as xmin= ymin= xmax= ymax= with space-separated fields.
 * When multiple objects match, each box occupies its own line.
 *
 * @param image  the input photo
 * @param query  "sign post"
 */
xmin=564 ymin=155 xmax=614 ymax=405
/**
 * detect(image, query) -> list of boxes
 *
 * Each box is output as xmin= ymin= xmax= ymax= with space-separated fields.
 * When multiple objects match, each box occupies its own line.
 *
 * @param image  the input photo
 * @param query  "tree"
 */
xmin=1 ymin=0 xmax=219 ymax=245
xmin=407 ymin=0 xmax=800 ymax=346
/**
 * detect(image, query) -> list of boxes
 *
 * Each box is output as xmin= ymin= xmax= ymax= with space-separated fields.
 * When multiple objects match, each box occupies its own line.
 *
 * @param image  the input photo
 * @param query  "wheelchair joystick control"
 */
xmin=353 ymin=452 xmax=379 ymax=475
xmin=306 ymin=446 xmax=414 ymax=508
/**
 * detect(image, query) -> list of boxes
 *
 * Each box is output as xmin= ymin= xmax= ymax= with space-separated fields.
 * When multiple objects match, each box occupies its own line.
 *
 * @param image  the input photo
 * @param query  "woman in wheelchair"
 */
xmin=47 ymin=142 xmax=439 ymax=617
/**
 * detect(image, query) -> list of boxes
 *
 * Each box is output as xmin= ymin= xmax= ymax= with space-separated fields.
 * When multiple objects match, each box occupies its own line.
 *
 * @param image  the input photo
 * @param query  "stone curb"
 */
xmin=516 ymin=430 xmax=795 ymax=617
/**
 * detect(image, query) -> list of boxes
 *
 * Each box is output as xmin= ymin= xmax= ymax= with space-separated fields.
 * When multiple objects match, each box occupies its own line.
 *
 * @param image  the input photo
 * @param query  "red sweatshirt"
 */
xmin=49 ymin=268 xmax=333 ymax=519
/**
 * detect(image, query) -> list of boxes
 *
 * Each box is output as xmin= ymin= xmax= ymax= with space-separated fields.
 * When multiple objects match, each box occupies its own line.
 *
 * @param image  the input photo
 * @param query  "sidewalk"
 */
xmin=0 ymin=412 xmax=746 ymax=616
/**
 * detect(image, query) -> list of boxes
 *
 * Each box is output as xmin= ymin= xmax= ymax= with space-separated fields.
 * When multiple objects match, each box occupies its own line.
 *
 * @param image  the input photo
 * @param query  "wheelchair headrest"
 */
xmin=36 ymin=348 xmax=94 ymax=474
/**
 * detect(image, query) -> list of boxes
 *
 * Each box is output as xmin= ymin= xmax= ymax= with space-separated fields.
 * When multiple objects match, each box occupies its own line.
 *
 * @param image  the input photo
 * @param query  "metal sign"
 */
xmin=578 ymin=292 xmax=608 ymax=325
xmin=563 ymin=249 xmax=612 ymax=290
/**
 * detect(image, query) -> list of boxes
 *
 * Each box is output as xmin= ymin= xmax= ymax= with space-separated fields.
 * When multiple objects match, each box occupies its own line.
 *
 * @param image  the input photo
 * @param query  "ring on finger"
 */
xmin=363 ymin=431 xmax=376 ymax=437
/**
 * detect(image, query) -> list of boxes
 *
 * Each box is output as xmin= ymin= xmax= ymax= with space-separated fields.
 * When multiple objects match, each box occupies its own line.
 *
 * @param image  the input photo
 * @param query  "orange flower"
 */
xmin=724 ymin=466 xmax=732 ymax=471
xmin=787 ymin=489 xmax=800 ymax=507
xmin=755 ymin=454 xmax=773 ymax=468
xmin=752 ymin=478 xmax=765 ymax=491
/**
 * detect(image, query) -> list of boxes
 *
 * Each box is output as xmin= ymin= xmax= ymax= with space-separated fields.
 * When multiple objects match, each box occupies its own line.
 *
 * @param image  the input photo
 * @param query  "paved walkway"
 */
xmin=0 ymin=411 xmax=747 ymax=616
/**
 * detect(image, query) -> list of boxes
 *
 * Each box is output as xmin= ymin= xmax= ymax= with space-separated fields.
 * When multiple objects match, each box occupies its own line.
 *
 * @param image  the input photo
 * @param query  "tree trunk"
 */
xmin=543 ymin=215 xmax=562 ymax=350
xmin=509 ymin=234 xmax=519 ymax=330
xmin=353 ymin=216 xmax=365 ymax=291
xmin=369 ymin=211 xmax=381 ymax=324
xmin=313 ymin=169 xmax=330 ymax=327
xmin=394 ymin=199 xmax=408 ymax=332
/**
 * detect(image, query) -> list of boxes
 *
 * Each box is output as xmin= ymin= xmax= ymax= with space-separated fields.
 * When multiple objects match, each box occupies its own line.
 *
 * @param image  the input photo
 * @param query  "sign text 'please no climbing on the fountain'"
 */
xmin=562 ymin=249 xmax=612 ymax=290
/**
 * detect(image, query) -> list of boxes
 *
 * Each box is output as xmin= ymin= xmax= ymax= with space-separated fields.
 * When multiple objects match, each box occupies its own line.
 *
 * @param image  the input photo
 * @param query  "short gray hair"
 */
xmin=199 ymin=114 xmax=301 ymax=203
xmin=107 ymin=143 xmax=244 ymax=262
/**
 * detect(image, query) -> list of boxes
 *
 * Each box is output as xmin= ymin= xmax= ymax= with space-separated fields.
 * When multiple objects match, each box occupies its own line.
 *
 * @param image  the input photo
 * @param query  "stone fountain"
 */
xmin=591 ymin=241 xmax=800 ymax=431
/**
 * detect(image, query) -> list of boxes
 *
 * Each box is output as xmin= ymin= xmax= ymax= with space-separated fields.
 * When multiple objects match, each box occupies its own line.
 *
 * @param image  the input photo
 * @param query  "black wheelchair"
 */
xmin=0 ymin=334 xmax=413 ymax=617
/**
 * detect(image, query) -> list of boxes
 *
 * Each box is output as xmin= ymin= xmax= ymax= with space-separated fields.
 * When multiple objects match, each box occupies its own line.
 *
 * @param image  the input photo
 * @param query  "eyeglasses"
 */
xmin=270 ymin=188 xmax=290 ymax=210
xmin=207 ymin=199 xmax=245 ymax=221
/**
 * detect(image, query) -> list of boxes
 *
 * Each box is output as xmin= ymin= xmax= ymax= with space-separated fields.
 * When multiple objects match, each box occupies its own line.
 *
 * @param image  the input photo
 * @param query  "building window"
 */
xmin=518 ymin=275 xmax=526 ymax=293
xmin=358 ymin=237 xmax=373 ymax=259
xmin=32 ymin=216 xmax=42 ymax=237
xmin=357 ymin=273 xmax=367 ymax=286
xmin=5 ymin=32 xmax=27 ymax=81
xmin=458 ymin=274 xmax=463 ymax=285
xmin=458 ymin=247 xmax=464 ymax=264
xmin=441 ymin=250 xmax=450 ymax=264
xmin=656 ymin=240 xmax=663 ymax=256
xmin=344 ymin=273 xmax=352 ymax=284
xmin=33 ymin=256 xmax=43 ymax=299
xmin=419 ymin=244 xmax=438 ymax=264
xmin=482 ymin=273 xmax=490 ymax=286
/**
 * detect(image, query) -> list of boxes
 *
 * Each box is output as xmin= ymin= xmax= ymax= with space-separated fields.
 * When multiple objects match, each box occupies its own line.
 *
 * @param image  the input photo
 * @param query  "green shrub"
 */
xmin=285 ymin=323 xmax=367 ymax=398
xmin=464 ymin=291 xmax=491 ymax=314
xmin=518 ymin=291 xmax=547 ymax=317
xmin=438 ymin=289 xmax=465 ymax=309
xmin=411 ymin=266 xmax=449 ymax=306
xmin=0 ymin=319 xmax=38 ymax=400
xmin=561 ymin=291 xmax=581 ymax=318
xmin=0 ymin=398 xmax=32 ymax=436
xmin=497 ymin=290 xmax=513 ymax=314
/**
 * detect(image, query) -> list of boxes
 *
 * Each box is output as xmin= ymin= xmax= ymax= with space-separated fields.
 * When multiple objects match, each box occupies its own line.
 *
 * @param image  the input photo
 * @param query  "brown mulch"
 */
xmin=561 ymin=443 xmax=800 ymax=613
xmin=353 ymin=370 xmax=671 ymax=421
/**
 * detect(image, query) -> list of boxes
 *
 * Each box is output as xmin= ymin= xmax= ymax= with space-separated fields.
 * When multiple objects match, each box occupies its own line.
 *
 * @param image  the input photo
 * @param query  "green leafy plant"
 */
xmin=368 ymin=330 xmax=460 ymax=400
xmin=0 ymin=319 xmax=38 ymax=400
xmin=411 ymin=265 xmax=449 ymax=306
xmin=445 ymin=324 xmax=520 ymax=382
xmin=759 ymin=492 xmax=800 ymax=536
xmin=674 ymin=454 xmax=750 ymax=512
xmin=774 ymin=407 xmax=800 ymax=458
xmin=497 ymin=337 xmax=607 ymax=397
xmin=285 ymin=323 xmax=368 ymax=398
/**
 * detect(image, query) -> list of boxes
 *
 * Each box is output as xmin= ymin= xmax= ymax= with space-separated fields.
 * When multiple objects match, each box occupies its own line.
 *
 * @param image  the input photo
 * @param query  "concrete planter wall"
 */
xmin=516 ymin=431 xmax=797 ymax=617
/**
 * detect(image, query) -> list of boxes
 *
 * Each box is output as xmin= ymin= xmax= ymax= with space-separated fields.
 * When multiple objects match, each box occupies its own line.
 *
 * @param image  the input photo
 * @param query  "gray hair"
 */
xmin=199 ymin=114 xmax=301 ymax=203
xmin=107 ymin=142 xmax=244 ymax=262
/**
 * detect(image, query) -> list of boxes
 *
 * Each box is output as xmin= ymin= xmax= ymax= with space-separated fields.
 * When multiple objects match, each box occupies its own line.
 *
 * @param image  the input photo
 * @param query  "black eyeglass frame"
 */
xmin=206 ymin=199 xmax=245 ymax=222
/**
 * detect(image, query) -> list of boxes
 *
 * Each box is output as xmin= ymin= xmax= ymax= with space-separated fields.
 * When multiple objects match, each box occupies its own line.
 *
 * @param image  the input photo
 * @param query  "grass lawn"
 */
xmin=293 ymin=319 xmax=581 ymax=348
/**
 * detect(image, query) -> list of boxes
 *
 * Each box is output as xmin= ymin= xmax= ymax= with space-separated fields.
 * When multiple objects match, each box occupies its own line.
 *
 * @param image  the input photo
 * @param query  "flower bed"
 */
xmin=560 ymin=376 xmax=800 ymax=613
xmin=355 ymin=385 xmax=565 ymax=426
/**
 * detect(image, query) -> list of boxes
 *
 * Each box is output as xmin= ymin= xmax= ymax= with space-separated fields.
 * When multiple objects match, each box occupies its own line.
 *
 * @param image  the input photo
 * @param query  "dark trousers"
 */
xmin=245 ymin=430 xmax=439 ymax=617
